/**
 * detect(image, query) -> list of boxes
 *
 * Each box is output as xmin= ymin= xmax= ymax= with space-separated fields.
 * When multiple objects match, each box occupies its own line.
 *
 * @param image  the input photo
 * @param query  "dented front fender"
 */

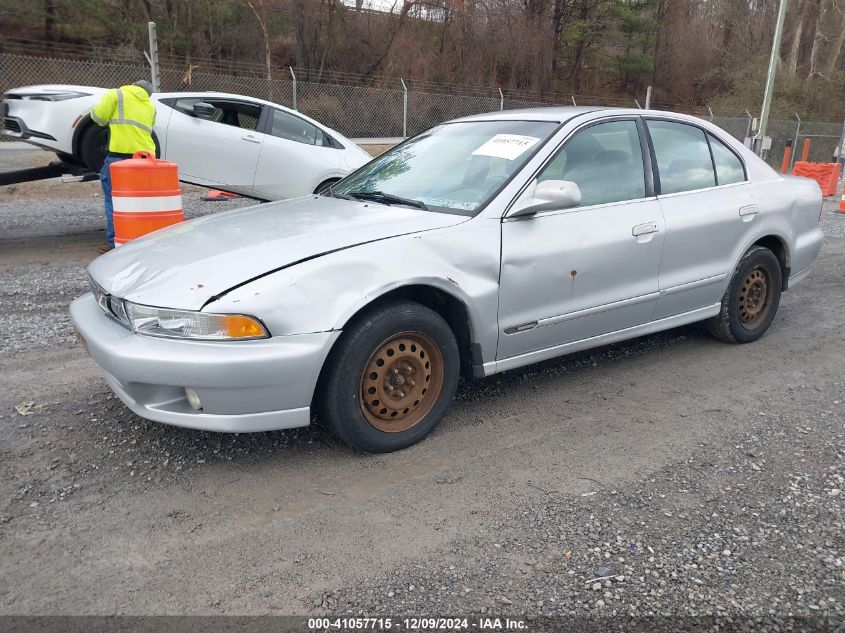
xmin=206 ymin=218 xmax=503 ymax=364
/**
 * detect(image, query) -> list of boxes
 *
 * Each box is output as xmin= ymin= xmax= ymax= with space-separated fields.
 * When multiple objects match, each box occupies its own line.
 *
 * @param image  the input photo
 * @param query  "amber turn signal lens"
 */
xmin=225 ymin=315 xmax=267 ymax=339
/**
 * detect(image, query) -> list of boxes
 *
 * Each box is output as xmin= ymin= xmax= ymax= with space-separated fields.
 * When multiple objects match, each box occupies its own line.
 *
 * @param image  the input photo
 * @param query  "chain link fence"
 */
xmin=1 ymin=47 xmax=842 ymax=171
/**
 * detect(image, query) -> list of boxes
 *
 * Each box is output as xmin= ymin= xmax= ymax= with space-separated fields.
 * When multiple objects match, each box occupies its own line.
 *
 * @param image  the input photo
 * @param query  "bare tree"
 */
xmin=245 ymin=0 xmax=273 ymax=92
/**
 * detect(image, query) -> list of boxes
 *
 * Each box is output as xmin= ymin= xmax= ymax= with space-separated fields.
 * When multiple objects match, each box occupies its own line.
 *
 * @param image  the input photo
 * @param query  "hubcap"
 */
xmin=360 ymin=332 xmax=444 ymax=433
xmin=738 ymin=266 xmax=771 ymax=327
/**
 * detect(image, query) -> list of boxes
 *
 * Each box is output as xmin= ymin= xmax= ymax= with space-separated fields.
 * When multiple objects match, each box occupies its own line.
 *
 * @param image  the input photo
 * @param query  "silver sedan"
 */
xmin=71 ymin=107 xmax=824 ymax=452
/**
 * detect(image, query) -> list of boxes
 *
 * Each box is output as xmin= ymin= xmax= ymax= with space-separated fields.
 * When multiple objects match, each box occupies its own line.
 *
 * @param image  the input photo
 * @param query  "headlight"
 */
xmin=13 ymin=91 xmax=91 ymax=102
xmin=125 ymin=302 xmax=269 ymax=340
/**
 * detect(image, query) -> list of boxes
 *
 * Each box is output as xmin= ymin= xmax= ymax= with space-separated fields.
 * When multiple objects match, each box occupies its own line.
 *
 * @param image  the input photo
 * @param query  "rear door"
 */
xmin=646 ymin=119 xmax=759 ymax=319
xmin=162 ymin=97 xmax=265 ymax=191
xmin=252 ymin=108 xmax=343 ymax=199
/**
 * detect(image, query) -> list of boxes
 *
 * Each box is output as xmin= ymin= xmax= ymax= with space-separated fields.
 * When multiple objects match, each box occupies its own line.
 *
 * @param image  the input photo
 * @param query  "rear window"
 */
xmin=648 ymin=120 xmax=716 ymax=195
xmin=707 ymin=133 xmax=746 ymax=185
xmin=268 ymin=108 xmax=328 ymax=146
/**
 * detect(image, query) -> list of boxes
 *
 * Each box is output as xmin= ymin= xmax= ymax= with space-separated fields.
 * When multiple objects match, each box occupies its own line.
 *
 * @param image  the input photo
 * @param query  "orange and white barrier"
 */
xmin=792 ymin=161 xmax=842 ymax=197
xmin=110 ymin=151 xmax=183 ymax=246
xmin=839 ymin=182 xmax=845 ymax=213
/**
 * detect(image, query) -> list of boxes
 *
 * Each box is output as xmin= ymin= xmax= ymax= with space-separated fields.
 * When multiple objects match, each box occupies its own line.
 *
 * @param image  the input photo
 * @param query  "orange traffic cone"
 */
xmin=204 ymin=189 xmax=241 ymax=201
xmin=839 ymin=182 xmax=845 ymax=213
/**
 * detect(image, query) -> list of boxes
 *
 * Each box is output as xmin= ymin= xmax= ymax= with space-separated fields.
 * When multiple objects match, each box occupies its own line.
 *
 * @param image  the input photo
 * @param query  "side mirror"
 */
xmin=509 ymin=179 xmax=581 ymax=218
xmin=193 ymin=102 xmax=215 ymax=119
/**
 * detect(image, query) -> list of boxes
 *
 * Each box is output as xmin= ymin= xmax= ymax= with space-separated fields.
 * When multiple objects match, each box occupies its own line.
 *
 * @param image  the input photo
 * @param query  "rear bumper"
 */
xmin=70 ymin=293 xmax=340 ymax=433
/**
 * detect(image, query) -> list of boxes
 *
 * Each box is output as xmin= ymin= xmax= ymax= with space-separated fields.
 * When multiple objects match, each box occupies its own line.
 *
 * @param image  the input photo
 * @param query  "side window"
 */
xmin=648 ymin=120 xmax=716 ymax=194
xmin=707 ymin=133 xmax=745 ymax=185
xmin=537 ymin=119 xmax=646 ymax=207
xmin=171 ymin=98 xmax=260 ymax=131
xmin=269 ymin=109 xmax=323 ymax=146
xmin=172 ymin=97 xmax=220 ymax=119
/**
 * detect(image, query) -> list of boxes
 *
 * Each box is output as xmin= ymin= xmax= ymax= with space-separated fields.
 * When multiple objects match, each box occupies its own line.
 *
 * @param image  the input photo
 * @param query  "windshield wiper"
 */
xmin=347 ymin=190 xmax=428 ymax=211
xmin=323 ymin=189 xmax=356 ymax=201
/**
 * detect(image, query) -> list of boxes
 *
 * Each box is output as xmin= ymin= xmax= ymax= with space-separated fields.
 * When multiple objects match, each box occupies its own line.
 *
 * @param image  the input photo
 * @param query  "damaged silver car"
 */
xmin=71 ymin=107 xmax=823 ymax=452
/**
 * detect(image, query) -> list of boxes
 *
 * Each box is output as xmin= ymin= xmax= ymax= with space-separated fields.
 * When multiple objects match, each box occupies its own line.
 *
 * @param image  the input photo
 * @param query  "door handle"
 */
xmin=739 ymin=204 xmax=758 ymax=217
xmin=241 ymin=134 xmax=261 ymax=144
xmin=632 ymin=222 xmax=659 ymax=237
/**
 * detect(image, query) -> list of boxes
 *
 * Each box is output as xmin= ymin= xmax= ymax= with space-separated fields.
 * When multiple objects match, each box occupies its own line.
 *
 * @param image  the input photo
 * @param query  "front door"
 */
xmin=163 ymin=97 xmax=265 ymax=191
xmin=498 ymin=118 xmax=666 ymax=360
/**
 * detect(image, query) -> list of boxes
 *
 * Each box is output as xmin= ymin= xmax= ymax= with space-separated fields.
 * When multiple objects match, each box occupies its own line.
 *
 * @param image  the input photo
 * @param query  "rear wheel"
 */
xmin=707 ymin=246 xmax=782 ymax=343
xmin=318 ymin=301 xmax=459 ymax=453
xmin=314 ymin=178 xmax=341 ymax=194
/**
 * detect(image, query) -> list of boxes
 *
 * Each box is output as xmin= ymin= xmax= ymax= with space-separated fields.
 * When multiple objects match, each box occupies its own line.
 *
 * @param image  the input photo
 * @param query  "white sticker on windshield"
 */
xmin=471 ymin=134 xmax=541 ymax=160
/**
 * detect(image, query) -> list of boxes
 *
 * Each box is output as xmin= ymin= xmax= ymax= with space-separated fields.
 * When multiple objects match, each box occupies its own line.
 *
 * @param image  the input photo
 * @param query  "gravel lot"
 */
xmin=0 ymin=149 xmax=842 ymax=630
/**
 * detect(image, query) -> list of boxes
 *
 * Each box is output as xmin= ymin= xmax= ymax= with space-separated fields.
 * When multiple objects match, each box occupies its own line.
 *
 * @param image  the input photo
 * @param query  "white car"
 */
xmin=2 ymin=84 xmax=372 ymax=199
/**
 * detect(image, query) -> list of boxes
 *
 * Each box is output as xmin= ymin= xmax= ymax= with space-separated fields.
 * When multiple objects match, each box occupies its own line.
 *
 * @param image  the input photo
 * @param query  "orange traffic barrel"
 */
xmin=110 ymin=151 xmax=183 ymax=246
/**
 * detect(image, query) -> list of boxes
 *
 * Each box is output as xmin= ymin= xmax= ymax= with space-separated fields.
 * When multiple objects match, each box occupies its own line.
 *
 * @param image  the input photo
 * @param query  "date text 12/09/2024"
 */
xmin=308 ymin=617 xmax=528 ymax=630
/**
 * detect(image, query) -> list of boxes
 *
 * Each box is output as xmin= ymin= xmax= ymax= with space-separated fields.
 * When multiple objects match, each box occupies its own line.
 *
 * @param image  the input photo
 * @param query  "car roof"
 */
xmin=155 ymin=90 xmax=281 ymax=108
xmin=452 ymin=106 xmax=600 ymax=123
xmin=450 ymin=106 xmax=709 ymax=126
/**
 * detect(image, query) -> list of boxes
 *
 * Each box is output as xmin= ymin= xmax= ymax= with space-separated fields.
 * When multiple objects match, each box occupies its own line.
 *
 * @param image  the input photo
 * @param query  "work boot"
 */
xmin=98 ymin=244 xmax=114 ymax=254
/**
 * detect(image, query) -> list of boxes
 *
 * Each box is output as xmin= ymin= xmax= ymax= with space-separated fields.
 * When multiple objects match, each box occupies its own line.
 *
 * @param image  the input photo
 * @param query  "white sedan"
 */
xmin=2 ymin=84 xmax=372 ymax=199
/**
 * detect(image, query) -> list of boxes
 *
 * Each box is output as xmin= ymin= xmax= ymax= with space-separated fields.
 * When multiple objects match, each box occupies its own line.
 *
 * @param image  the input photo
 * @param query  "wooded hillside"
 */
xmin=1 ymin=0 xmax=844 ymax=118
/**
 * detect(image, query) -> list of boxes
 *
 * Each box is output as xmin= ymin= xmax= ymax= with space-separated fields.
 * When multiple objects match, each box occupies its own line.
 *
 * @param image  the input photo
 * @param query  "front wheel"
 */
xmin=317 ymin=301 xmax=460 ymax=453
xmin=80 ymin=124 xmax=109 ymax=171
xmin=707 ymin=246 xmax=782 ymax=343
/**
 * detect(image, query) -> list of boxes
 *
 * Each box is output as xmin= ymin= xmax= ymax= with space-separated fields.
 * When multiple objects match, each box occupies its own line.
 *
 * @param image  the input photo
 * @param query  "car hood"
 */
xmin=88 ymin=196 xmax=468 ymax=310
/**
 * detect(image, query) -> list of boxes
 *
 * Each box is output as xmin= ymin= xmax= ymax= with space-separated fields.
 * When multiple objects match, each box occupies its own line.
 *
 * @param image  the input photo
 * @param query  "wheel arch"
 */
xmin=71 ymin=114 xmax=96 ymax=158
xmin=752 ymin=234 xmax=791 ymax=290
xmin=332 ymin=284 xmax=480 ymax=379
xmin=313 ymin=177 xmax=342 ymax=194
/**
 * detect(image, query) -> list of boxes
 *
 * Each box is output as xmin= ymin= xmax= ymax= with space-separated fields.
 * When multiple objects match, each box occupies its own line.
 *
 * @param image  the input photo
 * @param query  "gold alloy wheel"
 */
xmin=360 ymin=332 xmax=444 ymax=433
xmin=738 ymin=266 xmax=771 ymax=327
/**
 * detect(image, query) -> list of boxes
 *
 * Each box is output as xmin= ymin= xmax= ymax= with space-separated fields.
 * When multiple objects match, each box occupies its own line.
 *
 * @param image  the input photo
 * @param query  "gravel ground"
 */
xmin=0 ymin=187 xmax=254 ymax=354
xmin=326 ymin=398 xmax=844 ymax=627
xmin=0 ymin=166 xmax=842 ymax=630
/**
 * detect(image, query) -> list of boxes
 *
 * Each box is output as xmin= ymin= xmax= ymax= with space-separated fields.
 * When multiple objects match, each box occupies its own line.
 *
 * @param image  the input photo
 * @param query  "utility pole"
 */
xmin=836 ymin=118 xmax=845 ymax=187
xmin=144 ymin=22 xmax=160 ymax=93
xmin=400 ymin=78 xmax=408 ymax=138
xmin=756 ymin=0 xmax=789 ymax=155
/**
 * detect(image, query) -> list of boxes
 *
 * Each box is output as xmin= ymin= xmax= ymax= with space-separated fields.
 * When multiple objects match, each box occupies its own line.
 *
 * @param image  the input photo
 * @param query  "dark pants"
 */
xmin=99 ymin=154 xmax=127 ymax=247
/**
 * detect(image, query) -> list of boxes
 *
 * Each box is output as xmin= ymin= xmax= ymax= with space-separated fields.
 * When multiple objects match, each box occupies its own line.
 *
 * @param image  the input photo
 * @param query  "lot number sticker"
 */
xmin=472 ymin=134 xmax=541 ymax=160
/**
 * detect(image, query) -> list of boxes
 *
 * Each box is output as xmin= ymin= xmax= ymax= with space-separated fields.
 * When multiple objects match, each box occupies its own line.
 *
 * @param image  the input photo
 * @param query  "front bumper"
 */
xmin=70 ymin=293 xmax=340 ymax=432
xmin=2 ymin=115 xmax=56 ymax=142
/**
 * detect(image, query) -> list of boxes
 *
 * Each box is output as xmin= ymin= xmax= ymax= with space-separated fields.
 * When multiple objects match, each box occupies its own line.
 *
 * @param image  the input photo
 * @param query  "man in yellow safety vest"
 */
xmin=90 ymin=80 xmax=156 ymax=253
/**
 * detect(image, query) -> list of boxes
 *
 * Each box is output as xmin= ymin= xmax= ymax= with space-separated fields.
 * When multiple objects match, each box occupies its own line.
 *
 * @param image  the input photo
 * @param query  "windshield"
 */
xmin=331 ymin=120 xmax=559 ymax=215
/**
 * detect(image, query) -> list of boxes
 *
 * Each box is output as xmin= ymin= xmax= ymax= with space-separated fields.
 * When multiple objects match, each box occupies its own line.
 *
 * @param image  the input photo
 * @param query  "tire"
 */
xmin=79 ymin=125 xmax=160 ymax=172
xmin=54 ymin=151 xmax=82 ymax=166
xmin=314 ymin=178 xmax=340 ymax=194
xmin=706 ymin=246 xmax=782 ymax=344
xmin=317 ymin=300 xmax=460 ymax=453
xmin=79 ymin=124 xmax=109 ymax=171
